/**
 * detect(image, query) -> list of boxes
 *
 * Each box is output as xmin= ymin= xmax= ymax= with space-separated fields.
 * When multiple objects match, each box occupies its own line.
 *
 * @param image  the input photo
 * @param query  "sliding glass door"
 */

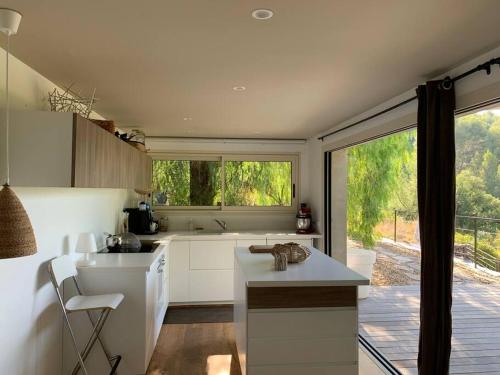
xmin=325 ymin=105 xmax=500 ymax=374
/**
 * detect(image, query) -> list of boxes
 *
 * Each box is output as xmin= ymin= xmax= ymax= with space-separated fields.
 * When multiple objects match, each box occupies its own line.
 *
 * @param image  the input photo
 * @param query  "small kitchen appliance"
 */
xmin=124 ymin=202 xmax=159 ymax=235
xmin=296 ymin=203 xmax=313 ymax=234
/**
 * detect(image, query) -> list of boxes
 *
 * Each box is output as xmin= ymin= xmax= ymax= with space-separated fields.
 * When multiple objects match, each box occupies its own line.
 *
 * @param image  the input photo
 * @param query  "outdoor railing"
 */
xmin=392 ymin=210 xmax=499 ymax=272
xmin=455 ymin=215 xmax=499 ymax=271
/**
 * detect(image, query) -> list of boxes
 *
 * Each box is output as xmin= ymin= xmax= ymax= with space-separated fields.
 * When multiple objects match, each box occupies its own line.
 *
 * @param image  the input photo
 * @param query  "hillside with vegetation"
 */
xmin=347 ymin=110 xmax=499 ymax=263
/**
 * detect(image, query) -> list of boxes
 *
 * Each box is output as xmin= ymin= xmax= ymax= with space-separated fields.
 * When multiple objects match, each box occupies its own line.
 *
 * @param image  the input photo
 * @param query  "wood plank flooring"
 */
xmin=146 ymin=323 xmax=242 ymax=375
xmin=359 ymin=283 xmax=500 ymax=375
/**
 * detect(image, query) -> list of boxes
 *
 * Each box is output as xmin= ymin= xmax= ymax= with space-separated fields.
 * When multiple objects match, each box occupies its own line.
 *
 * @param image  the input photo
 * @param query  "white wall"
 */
xmin=0 ymin=48 xmax=127 ymax=374
xmin=0 ymin=188 xmax=132 ymax=375
xmin=146 ymin=137 xmax=311 ymax=231
xmin=0 ymin=46 xmax=103 ymax=118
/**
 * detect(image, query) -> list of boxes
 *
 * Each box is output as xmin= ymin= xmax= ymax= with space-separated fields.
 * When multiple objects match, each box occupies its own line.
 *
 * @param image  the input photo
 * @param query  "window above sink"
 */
xmin=150 ymin=153 xmax=299 ymax=212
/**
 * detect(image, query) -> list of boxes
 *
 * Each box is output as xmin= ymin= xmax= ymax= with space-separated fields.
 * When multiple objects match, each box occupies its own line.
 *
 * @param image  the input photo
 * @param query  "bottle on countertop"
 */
xmin=159 ymin=216 xmax=169 ymax=232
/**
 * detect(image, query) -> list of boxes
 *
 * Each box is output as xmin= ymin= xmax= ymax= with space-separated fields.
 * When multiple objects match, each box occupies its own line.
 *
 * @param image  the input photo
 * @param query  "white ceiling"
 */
xmin=3 ymin=0 xmax=500 ymax=139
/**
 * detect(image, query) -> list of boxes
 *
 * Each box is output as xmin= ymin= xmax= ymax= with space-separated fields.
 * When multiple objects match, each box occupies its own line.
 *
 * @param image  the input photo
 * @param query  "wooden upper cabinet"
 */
xmin=6 ymin=110 xmax=152 ymax=190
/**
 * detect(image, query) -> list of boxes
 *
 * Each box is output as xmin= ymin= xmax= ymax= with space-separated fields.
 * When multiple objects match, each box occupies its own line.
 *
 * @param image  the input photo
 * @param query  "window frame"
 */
xmin=150 ymin=151 xmax=299 ymax=212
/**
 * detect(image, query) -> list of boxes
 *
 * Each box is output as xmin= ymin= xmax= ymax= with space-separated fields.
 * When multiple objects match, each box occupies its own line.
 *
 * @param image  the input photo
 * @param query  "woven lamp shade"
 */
xmin=0 ymin=185 xmax=37 ymax=259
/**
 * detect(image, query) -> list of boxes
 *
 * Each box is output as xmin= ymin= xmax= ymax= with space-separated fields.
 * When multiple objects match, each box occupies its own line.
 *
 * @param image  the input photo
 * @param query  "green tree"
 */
xmin=347 ymin=131 xmax=414 ymax=247
xmin=455 ymin=113 xmax=493 ymax=172
xmin=189 ymin=161 xmax=221 ymax=206
xmin=152 ymin=160 xmax=220 ymax=206
xmin=152 ymin=160 xmax=190 ymax=205
xmin=456 ymin=170 xmax=500 ymax=218
xmin=480 ymin=150 xmax=499 ymax=198
xmin=390 ymin=139 xmax=418 ymax=218
xmin=224 ymin=161 xmax=291 ymax=206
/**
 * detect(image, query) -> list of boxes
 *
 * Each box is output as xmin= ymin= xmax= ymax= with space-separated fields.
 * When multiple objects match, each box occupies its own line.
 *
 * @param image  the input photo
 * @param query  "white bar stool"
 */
xmin=48 ymin=255 xmax=124 ymax=375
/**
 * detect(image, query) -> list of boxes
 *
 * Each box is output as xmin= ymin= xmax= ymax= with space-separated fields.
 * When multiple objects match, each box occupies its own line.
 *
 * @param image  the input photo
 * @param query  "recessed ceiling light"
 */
xmin=252 ymin=9 xmax=274 ymax=20
xmin=183 ymin=117 xmax=192 ymax=121
xmin=233 ymin=86 xmax=246 ymax=91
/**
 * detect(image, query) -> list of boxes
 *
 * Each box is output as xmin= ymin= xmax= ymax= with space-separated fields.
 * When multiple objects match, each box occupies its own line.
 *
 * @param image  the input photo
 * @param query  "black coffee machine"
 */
xmin=124 ymin=202 xmax=159 ymax=235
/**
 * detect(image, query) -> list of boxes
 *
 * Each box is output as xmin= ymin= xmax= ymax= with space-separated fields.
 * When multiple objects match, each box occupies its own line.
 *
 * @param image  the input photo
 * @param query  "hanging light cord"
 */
xmin=4 ymin=32 xmax=9 ymax=186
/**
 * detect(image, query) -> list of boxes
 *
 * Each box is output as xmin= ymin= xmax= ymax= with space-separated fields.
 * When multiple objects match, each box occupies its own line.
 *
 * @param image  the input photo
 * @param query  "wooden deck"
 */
xmin=359 ymin=284 xmax=500 ymax=374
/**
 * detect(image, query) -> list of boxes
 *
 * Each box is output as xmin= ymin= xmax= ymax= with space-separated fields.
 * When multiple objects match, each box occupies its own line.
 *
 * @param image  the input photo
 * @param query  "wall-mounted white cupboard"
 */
xmin=169 ymin=235 xmax=317 ymax=304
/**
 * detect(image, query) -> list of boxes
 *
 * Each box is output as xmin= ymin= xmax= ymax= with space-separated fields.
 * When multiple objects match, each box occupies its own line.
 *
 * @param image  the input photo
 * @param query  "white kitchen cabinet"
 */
xmin=189 ymin=270 xmax=234 ymax=301
xmin=169 ymin=241 xmax=190 ymax=302
xmin=168 ymin=234 xmax=319 ymax=304
xmin=267 ymin=238 xmax=313 ymax=247
xmin=190 ymin=240 xmax=236 ymax=269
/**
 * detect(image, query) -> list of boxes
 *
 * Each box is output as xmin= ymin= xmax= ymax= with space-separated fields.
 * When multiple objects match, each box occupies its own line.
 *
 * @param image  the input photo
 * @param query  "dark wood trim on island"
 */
xmin=247 ymin=285 xmax=357 ymax=309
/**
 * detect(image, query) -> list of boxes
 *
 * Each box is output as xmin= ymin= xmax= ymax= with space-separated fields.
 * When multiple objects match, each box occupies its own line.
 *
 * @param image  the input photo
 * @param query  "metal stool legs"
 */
xmin=61 ymin=306 xmax=88 ymax=375
xmin=71 ymin=309 xmax=113 ymax=375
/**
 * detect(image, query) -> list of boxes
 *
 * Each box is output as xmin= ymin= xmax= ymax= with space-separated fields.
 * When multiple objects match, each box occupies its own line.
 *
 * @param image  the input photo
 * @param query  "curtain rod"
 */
xmin=318 ymin=57 xmax=500 ymax=141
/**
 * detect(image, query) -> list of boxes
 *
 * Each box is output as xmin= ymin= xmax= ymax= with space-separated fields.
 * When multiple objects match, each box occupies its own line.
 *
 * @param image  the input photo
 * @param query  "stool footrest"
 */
xmin=109 ymin=355 xmax=121 ymax=375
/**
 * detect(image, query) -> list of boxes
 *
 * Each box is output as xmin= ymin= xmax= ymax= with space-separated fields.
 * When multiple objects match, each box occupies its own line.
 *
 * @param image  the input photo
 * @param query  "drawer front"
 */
xmin=236 ymin=239 xmax=267 ymax=248
xmin=248 ymin=364 xmax=357 ymax=375
xmin=247 ymin=336 xmax=357 ymax=365
xmin=266 ymin=239 xmax=312 ymax=246
xmin=248 ymin=309 xmax=357 ymax=339
xmin=190 ymin=240 xmax=236 ymax=270
xmin=189 ymin=270 xmax=234 ymax=301
xmin=169 ymin=241 xmax=189 ymax=302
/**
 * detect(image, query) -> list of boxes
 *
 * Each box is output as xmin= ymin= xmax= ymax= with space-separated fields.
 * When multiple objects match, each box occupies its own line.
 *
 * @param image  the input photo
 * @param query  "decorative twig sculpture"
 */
xmin=48 ymin=84 xmax=97 ymax=118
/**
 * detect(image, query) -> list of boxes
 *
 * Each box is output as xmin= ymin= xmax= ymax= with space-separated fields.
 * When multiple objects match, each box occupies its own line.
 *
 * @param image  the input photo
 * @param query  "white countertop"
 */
xmin=235 ymin=247 xmax=369 ymax=287
xmin=137 ymin=230 xmax=322 ymax=241
xmin=79 ymin=231 xmax=321 ymax=272
xmin=78 ymin=242 xmax=168 ymax=272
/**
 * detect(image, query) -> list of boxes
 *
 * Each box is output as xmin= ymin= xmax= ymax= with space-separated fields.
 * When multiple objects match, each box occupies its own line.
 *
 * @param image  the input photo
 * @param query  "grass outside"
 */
xmin=375 ymin=217 xmax=418 ymax=244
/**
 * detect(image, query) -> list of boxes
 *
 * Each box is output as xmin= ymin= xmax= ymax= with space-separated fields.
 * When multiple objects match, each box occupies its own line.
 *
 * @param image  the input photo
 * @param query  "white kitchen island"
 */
xmin=234 ymin=246 xmax=369 ymax=375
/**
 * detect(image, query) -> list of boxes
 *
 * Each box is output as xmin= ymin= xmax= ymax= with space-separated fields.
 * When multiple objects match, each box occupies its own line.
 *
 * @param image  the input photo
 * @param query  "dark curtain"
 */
xmin=416 ymin=81 xmax=456 ymax=374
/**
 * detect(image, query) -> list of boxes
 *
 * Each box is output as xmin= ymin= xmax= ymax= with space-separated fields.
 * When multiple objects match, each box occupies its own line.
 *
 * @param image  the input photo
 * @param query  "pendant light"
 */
xmin=0 ymin=8 xmax=37 ymax=259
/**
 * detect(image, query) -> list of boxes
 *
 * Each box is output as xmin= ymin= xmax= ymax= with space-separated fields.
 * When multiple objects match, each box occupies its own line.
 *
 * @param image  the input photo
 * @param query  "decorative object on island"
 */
xmin=48 ymin=84 xmax=97 ymax=118
xmin=273 ymin=251 xmax=288 ymax=271
xmin=90 ymin=119 xmax=115 ymax=134
xmin=75 ymin=233 xmax=98 ymax=266
xmin=0 ymin=8 xmax=37 ymax=259
xmin=248 ymin=245 xmax=275 ymax=253
xmin=296 ymin=202 xmax=313 ymax=234
xmin=273 ymin=242 xmax=312 ymax=263
xmin=250 ymin=243 xmax=312 ymax=267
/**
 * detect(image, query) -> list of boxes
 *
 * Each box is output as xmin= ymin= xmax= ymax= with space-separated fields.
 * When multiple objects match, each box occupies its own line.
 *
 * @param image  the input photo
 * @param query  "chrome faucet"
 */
xmin=214 ymin=219 xmax=227 ymax=231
